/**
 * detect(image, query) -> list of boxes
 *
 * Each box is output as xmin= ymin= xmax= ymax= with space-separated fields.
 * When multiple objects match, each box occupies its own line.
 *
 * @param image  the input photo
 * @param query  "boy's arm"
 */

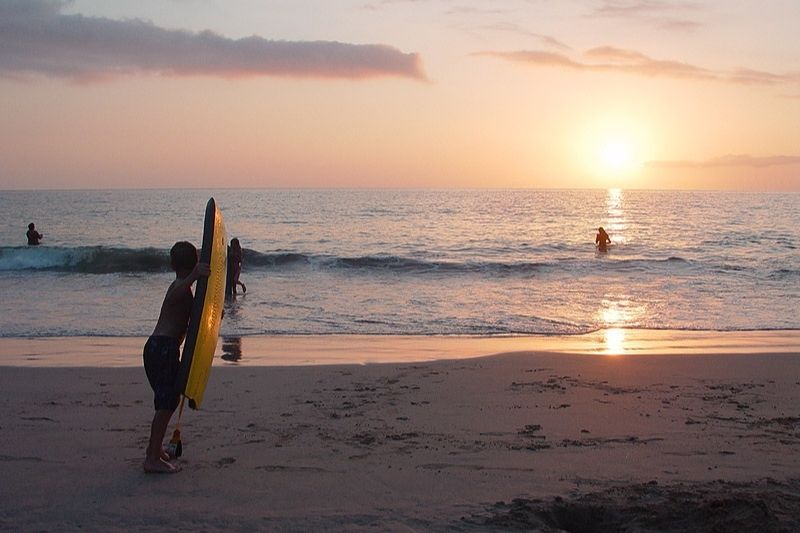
xmin=164 ymin=262 xmax=211 ymax=305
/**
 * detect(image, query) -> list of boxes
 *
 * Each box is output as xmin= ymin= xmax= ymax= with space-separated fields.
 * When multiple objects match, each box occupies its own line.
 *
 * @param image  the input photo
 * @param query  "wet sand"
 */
xmin=1 ymin=333 xmax=799 ymax=530
xmin=4 ymin=328 xmax=799 ymax=366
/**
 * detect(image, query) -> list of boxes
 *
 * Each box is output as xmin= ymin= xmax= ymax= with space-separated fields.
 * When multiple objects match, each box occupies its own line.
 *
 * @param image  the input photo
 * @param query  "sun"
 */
xmin=601 ymin=141 xmax=633 ymax=170
xmin=592 ymin=136 xmax=645 ymax=179
xmin=574 ymin=117 xmax=650 ymax=183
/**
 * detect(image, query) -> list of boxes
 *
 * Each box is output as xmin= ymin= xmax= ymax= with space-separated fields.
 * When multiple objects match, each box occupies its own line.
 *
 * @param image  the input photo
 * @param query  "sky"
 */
xmin=0 ymin=0 xmax=798 ymax=190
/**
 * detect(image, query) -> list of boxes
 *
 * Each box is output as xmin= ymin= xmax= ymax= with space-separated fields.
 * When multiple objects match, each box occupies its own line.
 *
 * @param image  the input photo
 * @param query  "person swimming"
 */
xmin=596 ymin=227 xmax=611 ymax=252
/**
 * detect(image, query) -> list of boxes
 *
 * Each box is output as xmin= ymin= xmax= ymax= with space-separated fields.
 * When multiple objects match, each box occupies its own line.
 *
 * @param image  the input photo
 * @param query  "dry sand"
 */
xmin=1 ymin=335 xmax=800 ymax=531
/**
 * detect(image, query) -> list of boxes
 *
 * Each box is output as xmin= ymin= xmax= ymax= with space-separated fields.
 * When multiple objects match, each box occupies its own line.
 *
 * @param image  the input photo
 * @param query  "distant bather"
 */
xmin=596 ymin=227 xmax=611 ymax=252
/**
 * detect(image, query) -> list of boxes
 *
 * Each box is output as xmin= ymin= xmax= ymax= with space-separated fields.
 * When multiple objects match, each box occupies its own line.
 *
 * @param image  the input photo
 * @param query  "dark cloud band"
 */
xmin=0 ymin=0 xmax=425 ymax=81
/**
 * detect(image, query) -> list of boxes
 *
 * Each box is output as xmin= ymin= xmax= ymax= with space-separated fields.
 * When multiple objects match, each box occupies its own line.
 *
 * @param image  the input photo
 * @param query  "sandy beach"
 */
xmin=1 ymin=332 xmax=799 ymax=531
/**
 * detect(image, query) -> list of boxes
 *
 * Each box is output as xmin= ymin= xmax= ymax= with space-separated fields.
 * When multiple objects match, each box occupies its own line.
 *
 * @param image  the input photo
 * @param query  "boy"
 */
xmin=142 ymin=241 xmax=209 ymax=473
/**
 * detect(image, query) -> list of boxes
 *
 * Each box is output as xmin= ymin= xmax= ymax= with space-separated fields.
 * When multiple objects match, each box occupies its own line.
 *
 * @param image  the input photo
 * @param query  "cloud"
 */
xmin=477 ymin=46 xmax=800 ymax=86
xmin=480 ymin=50 xmax=582 ymax=69
xmin=468 ymin=22 xmax=571 ymax=51
xmin=583 ymin=46 xmax=716 ymax=80
xmin=592 ymin=0 xmax=703 ymax=31
xmin=0 ymin=0 xmax=426 ymax=82
xmin=362 ymin=0 xmax=510 ymax=13
xmin=646 ymin=155 xmax=800 ymax=168
xmin=444 ymin=5 xmax=511 ymax=17
xmin=365 ymin=0 xmax=571 ymax=51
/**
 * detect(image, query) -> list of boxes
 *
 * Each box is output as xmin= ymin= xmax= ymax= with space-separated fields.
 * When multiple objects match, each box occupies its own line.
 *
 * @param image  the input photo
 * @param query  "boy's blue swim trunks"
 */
xmin=143 ymin=336 xmax=181 ymax=411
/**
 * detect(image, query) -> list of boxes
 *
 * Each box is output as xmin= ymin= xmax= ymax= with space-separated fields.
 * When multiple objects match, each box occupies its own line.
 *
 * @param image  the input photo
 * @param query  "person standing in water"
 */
xmin=596 ymin=227 xmax=611 ymax=252
xmin=26 ymin=223 xmax=43 ymax=245
xmin=228 ymin=238 xmax=246 ymax=295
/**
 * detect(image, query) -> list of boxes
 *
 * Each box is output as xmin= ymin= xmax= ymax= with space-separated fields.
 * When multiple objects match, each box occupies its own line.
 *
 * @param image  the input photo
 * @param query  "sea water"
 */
xmin=0 ymin=189 xmax=797 ymax=338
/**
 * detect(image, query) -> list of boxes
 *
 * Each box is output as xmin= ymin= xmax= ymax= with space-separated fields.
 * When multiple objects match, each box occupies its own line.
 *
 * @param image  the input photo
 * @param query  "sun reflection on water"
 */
xmin=598 ymin=297 xmax=646 ymax=355
xmin=605 ymin=188 xmax=627 ymax=245
xmin=601 ymin=305 xmax=622 ymax=325
xmin=603 ymin=327 xmax=626 ymax=355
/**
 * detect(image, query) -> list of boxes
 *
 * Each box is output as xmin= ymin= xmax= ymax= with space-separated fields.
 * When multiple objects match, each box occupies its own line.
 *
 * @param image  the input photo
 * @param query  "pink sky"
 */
xmin=1 ymin=0 xmax=798 ymax=190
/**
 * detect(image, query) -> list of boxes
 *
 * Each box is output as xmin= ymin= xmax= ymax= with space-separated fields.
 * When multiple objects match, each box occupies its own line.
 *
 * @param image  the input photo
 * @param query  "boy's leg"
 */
xmin=144 ymin=409 xmax=179 ymax=473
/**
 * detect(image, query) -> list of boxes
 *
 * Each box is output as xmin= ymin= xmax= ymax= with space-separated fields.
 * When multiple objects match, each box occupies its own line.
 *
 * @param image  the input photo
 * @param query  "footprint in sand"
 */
xmin=216 ymin=457 xmax=236 ymax=468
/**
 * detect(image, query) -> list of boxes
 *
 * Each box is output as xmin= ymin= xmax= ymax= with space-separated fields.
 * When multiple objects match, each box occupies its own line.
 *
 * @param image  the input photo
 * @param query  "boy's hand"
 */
xmin=193 ymin=262 xmax=211 ymax=279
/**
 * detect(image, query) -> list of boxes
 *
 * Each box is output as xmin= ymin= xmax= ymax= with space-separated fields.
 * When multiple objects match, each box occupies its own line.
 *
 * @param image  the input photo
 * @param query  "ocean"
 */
xmin=0 ymin=188 xmax=798 ymax=338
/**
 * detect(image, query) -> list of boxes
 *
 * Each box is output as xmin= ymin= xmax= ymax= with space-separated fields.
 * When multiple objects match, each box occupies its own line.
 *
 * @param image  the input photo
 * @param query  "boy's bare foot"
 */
xmin=143 ymin=457 xmax=181 ymax=474
xmin=161 ymin=448 xmax=170 ymax=461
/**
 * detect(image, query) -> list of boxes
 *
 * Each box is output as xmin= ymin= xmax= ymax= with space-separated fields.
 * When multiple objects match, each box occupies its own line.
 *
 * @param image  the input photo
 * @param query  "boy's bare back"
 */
xmin=151 ymin=279 xmax=195 ymax=342
xmin=151 ymin=263 xmax=211 ymax=342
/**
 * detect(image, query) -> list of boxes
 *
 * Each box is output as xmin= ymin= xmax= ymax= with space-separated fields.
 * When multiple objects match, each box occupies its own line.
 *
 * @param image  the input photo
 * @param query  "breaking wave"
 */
xmin=0 ymin=246 xmax=702 ymax=276
xmin=0 ymin=246 xmax=168 ymax=273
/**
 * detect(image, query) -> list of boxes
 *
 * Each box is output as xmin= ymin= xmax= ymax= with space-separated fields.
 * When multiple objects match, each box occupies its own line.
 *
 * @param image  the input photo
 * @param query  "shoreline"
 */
xmin=1 ymin=328 xmax=798 ymax=367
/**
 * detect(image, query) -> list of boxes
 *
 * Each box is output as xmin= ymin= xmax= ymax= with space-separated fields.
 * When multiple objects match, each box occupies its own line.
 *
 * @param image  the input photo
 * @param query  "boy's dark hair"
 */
xmin=28 ymin=223 xmax=35 ymax=230
xmin=170 ymin=241 xmax=198 ymax=273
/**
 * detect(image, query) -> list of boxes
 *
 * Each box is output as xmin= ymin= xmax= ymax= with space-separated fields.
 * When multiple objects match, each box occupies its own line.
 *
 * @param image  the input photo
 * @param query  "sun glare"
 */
xmin=573 ymin=116 xmax=650 ymax=185
xmin=604 ymin=328 xmax=626 ymax=355
xmin=602 ymin=142 xmax=631 ymax=170
xmin=591 ymin=136 xmax=645 ymax=183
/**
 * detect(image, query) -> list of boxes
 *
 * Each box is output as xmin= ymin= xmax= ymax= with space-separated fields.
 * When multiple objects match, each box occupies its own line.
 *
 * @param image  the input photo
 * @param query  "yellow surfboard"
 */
xmin=177 ymin=198 xmax=227 ymax=409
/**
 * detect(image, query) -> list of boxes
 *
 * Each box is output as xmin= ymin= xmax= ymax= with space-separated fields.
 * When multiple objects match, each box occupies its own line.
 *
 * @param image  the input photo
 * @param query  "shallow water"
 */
xmin=0 ymin=188 xmax=798 ymax=337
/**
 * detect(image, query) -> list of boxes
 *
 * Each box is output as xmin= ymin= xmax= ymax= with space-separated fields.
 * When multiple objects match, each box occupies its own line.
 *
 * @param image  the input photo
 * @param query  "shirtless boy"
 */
xmin=142 ymin=241 xmax=209 ymax=473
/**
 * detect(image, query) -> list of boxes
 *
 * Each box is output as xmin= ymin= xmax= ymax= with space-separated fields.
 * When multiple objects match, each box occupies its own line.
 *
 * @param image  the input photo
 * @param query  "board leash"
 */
xmin=166 ymin=396 xmax=185 ymax=458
